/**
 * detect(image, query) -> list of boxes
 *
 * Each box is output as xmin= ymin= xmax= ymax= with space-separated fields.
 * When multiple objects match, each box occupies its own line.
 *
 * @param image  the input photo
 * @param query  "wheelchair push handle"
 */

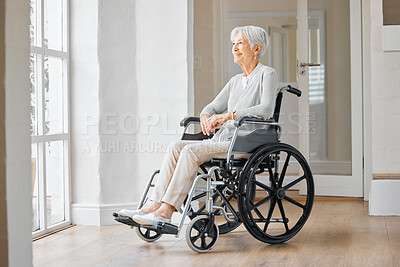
xmin=287 ymin=85 xmax=302 ymax=97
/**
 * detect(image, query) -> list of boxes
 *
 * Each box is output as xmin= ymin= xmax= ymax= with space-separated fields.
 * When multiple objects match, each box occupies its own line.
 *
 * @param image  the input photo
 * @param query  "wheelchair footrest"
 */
xmin=113 ymin=213 xmax=178 ymax=235
xmin=142 ymin=222 xmax=179 ymax=235
xmin=113 ymin=213 xmax=140 ymax=227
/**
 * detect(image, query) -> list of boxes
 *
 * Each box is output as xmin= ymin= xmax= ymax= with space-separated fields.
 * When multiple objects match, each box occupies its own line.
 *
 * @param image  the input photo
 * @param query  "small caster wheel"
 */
xmin=186 ymin=215 xmax=219 ymax=253
xmin=135 ymin=226 xmax=162 ymax=242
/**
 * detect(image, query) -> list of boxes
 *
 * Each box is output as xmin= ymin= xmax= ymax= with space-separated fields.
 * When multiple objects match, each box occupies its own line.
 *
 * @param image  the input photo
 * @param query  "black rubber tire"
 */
xmin=135 ymin=226 xmax=162 ymax=242
xmin=238 ymin=143 xmax=314 ymax=244
xmin=186 ymin=215 xmax=219 ymax=253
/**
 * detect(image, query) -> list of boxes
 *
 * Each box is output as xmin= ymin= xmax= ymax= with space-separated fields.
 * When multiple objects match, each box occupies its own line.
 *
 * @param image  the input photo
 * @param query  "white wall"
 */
xmin=369 ymin=0 xmax=400 ymax=174
xmin=194 ymin=0 xmax=227 ymax=117
xmin=4 ymin=0 xmax=32 ymax=265
xmin=135 ymin=0 xmax=189 ymax=200
xmin=70 ymin=0 xmax=102 ymax=224
xmin=97 ymin=0 xmax=138 ymax=210
xmin=370 ymin=180 xmax=400 ymax=215
xmin=367 ymin=0 xmax=400 ymax=215
xmin=71 ymin=0 xmax=189 ymax=225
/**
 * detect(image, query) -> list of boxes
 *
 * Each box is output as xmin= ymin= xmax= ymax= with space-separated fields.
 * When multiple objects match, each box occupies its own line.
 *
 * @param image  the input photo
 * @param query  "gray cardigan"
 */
xmin=200 ymin=63 xmax=278 ymax=142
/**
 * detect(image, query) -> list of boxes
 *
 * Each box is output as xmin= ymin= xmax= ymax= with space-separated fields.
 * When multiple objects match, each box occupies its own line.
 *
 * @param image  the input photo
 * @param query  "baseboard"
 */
xmin=71 ymin=202 xmax=138 ymax=226
xmin=372 ymin=173 xmax=400 ymax=179
xmin=369 ymin=180 xmax=400 ymax=216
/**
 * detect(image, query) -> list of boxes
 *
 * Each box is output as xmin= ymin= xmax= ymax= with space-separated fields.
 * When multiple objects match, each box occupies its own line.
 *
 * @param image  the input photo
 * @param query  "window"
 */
xmin=383 ymin=0 xmax=400 ymax=25
xmin=30 ymin=0 xmax=70 ymax=238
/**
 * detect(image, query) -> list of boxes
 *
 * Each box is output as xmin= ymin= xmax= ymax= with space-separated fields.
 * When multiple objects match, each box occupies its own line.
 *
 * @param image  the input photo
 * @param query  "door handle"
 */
xmin=299 ymin=62 xmax=321 ymax=76
xmin=299 ymin=62 xmax=321 ymax=67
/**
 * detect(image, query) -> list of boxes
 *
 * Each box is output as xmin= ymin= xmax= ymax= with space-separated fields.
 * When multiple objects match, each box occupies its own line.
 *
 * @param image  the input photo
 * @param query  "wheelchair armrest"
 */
xmin=180 ymin=117 xmax=213 ymax=141
xmin=180 ymin=117 xmax=200 ymax=127
xmin=234 ymin=117 xmax=276 ymax=127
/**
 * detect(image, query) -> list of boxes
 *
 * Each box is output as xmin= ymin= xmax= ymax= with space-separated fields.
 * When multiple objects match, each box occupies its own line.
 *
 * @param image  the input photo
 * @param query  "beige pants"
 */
xmin=150 ymin=140 xmax=230 ymax=210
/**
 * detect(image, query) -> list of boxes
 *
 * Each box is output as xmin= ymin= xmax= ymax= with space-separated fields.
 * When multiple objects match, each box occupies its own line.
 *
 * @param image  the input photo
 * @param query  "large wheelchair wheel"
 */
xmin=238 ymin=143 xmax=314 ymax=244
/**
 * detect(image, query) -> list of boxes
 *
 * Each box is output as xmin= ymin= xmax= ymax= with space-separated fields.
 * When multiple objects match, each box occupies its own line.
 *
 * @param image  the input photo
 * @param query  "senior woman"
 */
xmin=119 ymin=25 xmax=278 ymax=226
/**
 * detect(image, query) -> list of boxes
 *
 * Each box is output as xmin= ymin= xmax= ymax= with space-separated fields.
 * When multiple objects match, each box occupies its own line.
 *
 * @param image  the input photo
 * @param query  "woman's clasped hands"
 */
xmin=200 ymin=113 xmax=232 ymax=136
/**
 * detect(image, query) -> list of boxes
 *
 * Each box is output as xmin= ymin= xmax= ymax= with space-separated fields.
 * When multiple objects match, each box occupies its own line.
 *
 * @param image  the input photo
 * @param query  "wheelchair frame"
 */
xmin=114 ymin=85 xmax=314 ymax=253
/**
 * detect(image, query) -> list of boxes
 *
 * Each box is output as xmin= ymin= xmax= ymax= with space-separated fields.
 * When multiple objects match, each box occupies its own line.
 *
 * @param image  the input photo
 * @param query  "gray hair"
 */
xmin=230 ymin=26 xmax=269 ymax=60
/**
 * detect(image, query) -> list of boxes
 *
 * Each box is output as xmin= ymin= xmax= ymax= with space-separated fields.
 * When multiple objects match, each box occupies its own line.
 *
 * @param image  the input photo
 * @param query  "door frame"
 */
xmin=297 ymin=0 xmax=364 ymax=197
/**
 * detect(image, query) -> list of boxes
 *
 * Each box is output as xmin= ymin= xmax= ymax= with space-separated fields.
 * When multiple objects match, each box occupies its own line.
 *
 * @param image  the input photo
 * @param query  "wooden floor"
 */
xmin=33 ymin=196 xmax=400 ymax=267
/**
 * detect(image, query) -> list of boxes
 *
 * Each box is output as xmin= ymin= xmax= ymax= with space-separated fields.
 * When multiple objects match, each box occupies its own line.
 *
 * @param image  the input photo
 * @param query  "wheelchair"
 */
xmin=113 ymin=85 xmax=314 ymax=253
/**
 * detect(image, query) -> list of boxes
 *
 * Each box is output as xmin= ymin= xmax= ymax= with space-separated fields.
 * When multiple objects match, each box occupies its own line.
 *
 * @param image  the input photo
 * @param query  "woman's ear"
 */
xmin=254 ymin=44 xmax=262 ymax=57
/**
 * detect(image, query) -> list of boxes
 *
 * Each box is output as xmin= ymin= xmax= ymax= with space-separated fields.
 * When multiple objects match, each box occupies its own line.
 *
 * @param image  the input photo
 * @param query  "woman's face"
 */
xmin=232 ymin=33 xmax=257 ymax=65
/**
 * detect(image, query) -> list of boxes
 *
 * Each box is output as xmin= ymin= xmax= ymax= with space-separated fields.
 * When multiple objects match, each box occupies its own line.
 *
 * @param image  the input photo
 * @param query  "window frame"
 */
xmin=31 ymin=0 xmax=71 ymax=239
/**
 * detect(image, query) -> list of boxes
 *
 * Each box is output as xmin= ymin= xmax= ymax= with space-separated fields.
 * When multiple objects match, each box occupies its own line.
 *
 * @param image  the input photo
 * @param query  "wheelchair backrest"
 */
xmin=232 ymin=86 xmax=297 ymax=153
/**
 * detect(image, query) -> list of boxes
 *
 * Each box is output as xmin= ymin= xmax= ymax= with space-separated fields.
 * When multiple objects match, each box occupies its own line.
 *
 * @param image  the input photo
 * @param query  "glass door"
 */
xmin=297 ymin=0 xmax=363 ymax=197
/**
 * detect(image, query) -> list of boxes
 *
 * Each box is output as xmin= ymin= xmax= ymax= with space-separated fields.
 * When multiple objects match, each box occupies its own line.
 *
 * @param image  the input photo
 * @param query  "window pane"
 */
xmin=383 ymin=0 xmax=400 ymax=25
xmin=30 ymin=54 xmax=39 ymax=136
xmin=44 ymin=56 xmax=64 ymax=135
xmin=46 ymin=141 xmax=65 ymax=227
xmin=308 ymin=0 xmax=352 ymax=175
xmin=44 ymin=0 xmax=63 ymax=50
xmin=32 ymin=143 xmax=40 ymax=231
xmin=30 ymin=0 xmax=39 ymax=47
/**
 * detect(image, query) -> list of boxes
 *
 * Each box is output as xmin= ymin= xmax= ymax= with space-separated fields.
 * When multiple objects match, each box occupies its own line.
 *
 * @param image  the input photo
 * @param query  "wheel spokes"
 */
xmin=253 ymin=206 xmax=266 ymax=221
xmin=277 ymin=200 xmax=290 ymax=233
xmin=263 ymin=198 xmax=277 ymax=232
xmin=283 ymin=175 xmax=306 ymax=190
xmin=144 ymin=229 xmax=151 ymax=238
xmin=207 ymin=229 xmax=216 ymax=239
xmin=250 ymin=194 xmax=273 ymax=211
xmin=193 ymin=221 xmax=205 ymax=232
xmin=265 ymin=160 xmax=276 ymax=186
xmin=251 ymin=178 xmax=273 ymax=192
xmin=201 ymin=236 xmax=207 ymax=248
xmin=191 ymin=233 xmax=201 ymax=243
xmin=283 ymin=195 xmax=305 ymax=209
xmin=278 ymin=153 xmax=291 ymax=187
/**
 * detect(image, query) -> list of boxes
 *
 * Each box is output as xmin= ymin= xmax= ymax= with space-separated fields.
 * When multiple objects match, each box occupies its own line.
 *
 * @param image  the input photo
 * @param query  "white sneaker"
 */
xmin=118 ymin=208 xmax=144 ymax=218
xmin=132 ymin=213 xmax=172 ymax=226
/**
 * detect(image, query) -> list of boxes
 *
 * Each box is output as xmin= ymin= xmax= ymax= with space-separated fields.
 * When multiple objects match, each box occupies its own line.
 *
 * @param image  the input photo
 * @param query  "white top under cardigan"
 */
xmin=200 ymin=63 xmax=278 ymax=142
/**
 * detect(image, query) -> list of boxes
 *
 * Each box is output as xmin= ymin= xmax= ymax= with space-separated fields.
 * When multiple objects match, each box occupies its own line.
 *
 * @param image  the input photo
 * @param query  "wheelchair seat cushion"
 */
xmin=201 ymin=157 xmax=249 ymax=168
